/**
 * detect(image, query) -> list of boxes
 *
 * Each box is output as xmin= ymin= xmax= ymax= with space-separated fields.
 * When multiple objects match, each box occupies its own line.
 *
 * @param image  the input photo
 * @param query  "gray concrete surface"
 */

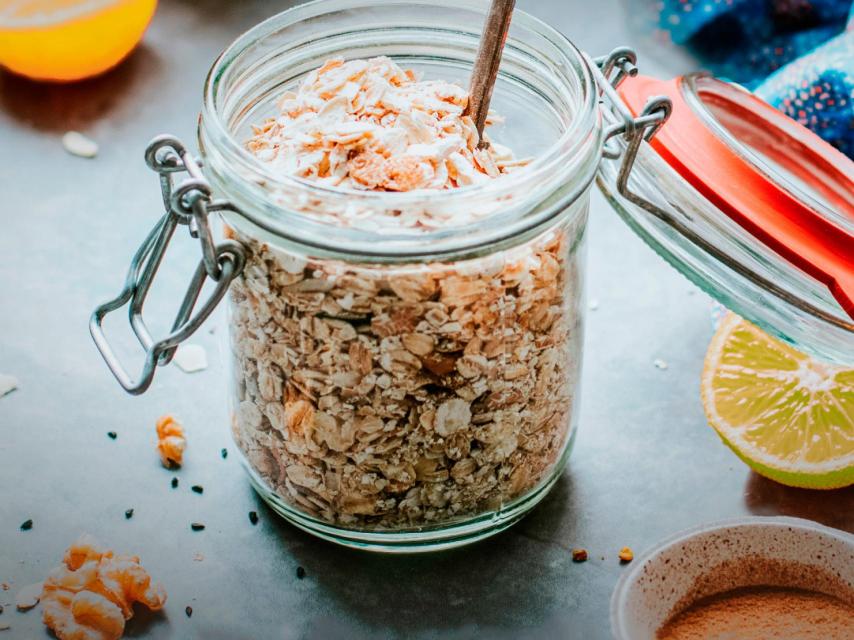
xmin=1 ymin=1 xmax=851 ymax=638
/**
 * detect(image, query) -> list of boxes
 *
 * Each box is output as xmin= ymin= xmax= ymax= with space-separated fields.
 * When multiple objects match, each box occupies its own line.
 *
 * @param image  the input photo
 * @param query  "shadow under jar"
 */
xmin=197 ymin=1 xmax=601 ymax=551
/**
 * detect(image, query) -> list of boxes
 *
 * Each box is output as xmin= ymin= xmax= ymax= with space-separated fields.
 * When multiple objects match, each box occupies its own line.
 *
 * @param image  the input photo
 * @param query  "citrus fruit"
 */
xmin=701 ymin=312 xmax=853 ymax=489
xmin=0 ymin=0 xmax=156 ymax=82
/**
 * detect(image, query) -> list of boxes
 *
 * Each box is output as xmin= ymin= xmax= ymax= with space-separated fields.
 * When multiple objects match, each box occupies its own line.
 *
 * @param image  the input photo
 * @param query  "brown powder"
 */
xmin=657 ymin=586 xmax=854 ymax=640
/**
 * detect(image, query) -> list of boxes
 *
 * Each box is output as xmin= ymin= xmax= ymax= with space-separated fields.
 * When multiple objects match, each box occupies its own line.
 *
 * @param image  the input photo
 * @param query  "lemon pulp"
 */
xmin=701 ymin=313 xmax=853 ymax=489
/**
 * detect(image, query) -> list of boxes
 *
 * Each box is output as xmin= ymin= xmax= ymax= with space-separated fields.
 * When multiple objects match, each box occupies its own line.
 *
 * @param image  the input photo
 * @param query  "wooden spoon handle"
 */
xmin=466 ymin=0 xmax=516 ymax=148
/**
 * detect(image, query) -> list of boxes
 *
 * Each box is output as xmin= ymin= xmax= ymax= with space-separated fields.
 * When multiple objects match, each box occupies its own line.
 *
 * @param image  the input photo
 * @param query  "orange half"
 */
xmin=0 ymin=0 xmax=157 ymax=81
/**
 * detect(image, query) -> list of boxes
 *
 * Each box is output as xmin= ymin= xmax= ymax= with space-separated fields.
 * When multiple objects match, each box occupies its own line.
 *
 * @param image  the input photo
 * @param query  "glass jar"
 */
xmin=91 ymin=0 xmax=853 ymax=553
xmin=195 ymin=0 xmax=599 ymax=550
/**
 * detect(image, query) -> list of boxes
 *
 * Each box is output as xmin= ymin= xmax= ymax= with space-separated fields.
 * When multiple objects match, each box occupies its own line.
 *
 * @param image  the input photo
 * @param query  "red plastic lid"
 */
xmin=620 ymin=74 xmax=854 ymax=320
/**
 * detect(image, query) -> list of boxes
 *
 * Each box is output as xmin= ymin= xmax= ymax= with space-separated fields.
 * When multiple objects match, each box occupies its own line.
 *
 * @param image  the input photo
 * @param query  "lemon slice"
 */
xmin=701 ymin=313 xmax=853 ymax=489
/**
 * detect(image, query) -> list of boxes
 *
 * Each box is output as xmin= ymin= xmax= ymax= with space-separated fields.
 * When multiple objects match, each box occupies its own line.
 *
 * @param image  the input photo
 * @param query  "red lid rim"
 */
xmin=619 ymin=74 xmax=854 ymax=321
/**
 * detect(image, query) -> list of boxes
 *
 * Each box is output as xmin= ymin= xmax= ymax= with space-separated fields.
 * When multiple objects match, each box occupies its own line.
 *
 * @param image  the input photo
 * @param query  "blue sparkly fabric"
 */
xmin=658 ymin=1 xmax=854 ymax=157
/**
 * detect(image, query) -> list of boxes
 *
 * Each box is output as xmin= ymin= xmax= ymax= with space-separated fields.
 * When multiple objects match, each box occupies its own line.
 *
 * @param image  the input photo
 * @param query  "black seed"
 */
xmin=107 ymin=431 xmax=117 ymax=440
xmin=296 ymin=566 xmax=306 ymax=579
xmin=185 ymin=606 xmax=193 ymax=618
xmin=171 ymin=477 xmax=179 ymax=489
xmin=221 ymin=448 xmax=228 ymax=459
xmin=191 ymin=523 xmax=205 ymax=531
xmin=248 ymin=511 xmax=259 ymax=525
xmin=20 ymin=519 xmax=33 ymax=531
xmin=125 ymin=509 xmax=134 ymax=519
xmin=191 ymin=485 xmax=204 ymax=494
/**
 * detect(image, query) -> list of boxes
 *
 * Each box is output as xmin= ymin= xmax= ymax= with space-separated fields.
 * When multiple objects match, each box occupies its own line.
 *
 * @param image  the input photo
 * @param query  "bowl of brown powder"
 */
xmin=610 ymin=516 xmax=854 ymax=640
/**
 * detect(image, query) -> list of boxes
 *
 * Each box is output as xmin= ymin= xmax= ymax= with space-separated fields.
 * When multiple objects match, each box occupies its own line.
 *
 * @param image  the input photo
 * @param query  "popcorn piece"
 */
xmin=40 ymin=535 xmax=166 ymax=640
xmin=156 ymin=415 xmax=186 ymax=468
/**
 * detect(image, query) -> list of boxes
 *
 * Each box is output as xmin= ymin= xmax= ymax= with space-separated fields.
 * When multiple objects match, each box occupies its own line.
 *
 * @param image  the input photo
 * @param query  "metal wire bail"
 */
xmin=90 ymin=136 xmax=246 ymax=395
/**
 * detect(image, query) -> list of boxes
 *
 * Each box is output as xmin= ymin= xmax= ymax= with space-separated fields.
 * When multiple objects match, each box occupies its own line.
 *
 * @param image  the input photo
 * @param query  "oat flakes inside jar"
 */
xmin=202 ymin=1 xmax=597 ymax=550
xmin=203 ymin=4 xmax=598 ymax=548
xmin=93 ymin=0 xmax=853 ymax=552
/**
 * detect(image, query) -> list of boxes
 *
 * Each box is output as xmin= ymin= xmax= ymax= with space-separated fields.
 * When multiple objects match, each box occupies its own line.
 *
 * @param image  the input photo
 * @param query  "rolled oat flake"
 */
xmin=62 ymin=131 xmax=98 ymax=158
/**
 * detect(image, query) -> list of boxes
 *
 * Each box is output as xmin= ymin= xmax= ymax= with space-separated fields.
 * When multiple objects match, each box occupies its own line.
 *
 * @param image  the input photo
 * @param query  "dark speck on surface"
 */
xmin=249 ymin=511 xmax=259 ymax=525
xmin=191 ymin=523 xmax=205 ymax=532
xmin=125 ymin=509 xmax=134 ymax=519
xmin=107 ymin=431 xmax=117 ymax=440
xmin=191 ymin=485 xmax=204 ymax=494
xmin=296 ymin=566 xmax=306 ymax=580
xmin=171 ymin=477 xmax=179 ymax=489
xmin=20 ymin=519 xmax=32 ymax=531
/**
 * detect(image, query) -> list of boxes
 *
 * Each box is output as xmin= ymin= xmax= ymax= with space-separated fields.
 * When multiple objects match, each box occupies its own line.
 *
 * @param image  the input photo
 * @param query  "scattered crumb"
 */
xmin=571 ymin=548 xmax=588 ymax=563
xmin=171 ymin=477 xmax=179 ymax=489
xmin=173 ymin=345 xmax=208 ymax=373
xmin=588 ymin=299 xmax=599 ymax=311
xmin=61 ymin=131 xmax=98 ymax=158
xmin=653 ymin=359 xmax=669 ymax=370
xmin=107 ymin=431 xmax=117 ymax=440
xmin=248 ymin=511 xmax=259 ymax=526
xmin=185 ymin=606 xmax=193 ymax=618
xmin=221 ymin=448 xmax=228 ymax=459
xmin=296 ymin=567 xmax=306 ymax=580
xmin=1 ymin=583 xmax=9 ymax=591
xmin=191 ymin=485 xmax=203 ymax=495
xmin=0 ymin=622 xmax=9 ymax=631
xmin=15 ymin=582 xmax=42 ymax=610
xmin=619 ymin=546 xmax=634 ymax=563
xmin=193 ymin=553 xmax=204 ymax=562
xmin=20 ymin=519 xmax=33 ymax=531
xmin=124 ymin=509 xmax=134 ymax=520
xmin=0 ymin=374 xmax=18 ymax=398
xmin=156 ymin=416 xmax=186 ymax=468
xmin=190 ymin=523 xmax=205 ymax=532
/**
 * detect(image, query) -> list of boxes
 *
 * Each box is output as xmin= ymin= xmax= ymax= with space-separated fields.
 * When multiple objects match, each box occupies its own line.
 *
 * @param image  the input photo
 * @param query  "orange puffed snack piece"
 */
xmin=41 ymin=535 xmax=166 ymax=640
xmin=155 ymin=414 xmax=186 ymax=468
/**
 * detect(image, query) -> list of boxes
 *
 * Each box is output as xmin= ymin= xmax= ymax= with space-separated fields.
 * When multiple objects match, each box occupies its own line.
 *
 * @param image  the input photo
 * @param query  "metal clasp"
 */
xmin=90 ymin=136 xmax=246 ymax=395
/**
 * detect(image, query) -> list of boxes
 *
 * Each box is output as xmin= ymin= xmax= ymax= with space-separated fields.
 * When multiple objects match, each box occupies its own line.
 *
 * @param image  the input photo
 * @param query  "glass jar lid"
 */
xmin=597 ymin=71 xmax=854 ymax=364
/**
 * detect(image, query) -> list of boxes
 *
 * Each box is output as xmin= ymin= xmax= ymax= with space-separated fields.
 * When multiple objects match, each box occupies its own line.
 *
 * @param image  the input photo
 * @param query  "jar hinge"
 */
xmin=89 ymin=135 xmax=246 ymax=395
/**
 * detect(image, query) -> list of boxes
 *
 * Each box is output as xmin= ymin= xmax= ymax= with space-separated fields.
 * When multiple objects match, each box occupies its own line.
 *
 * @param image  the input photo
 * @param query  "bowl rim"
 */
xmin=609 ymin=515 xmax=854 ymax=640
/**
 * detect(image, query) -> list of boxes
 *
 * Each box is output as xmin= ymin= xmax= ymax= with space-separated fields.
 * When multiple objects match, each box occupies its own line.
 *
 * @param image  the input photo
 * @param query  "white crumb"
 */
xmin=62 ymin=131 xmax=98 ymax=158
xmin=174 ymin=345 xmax=208 ymax=373
xmin=15 ymin=582 xmax=42 ymax=610
xmin=0 ymin=374 xmax=18 ymax=398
